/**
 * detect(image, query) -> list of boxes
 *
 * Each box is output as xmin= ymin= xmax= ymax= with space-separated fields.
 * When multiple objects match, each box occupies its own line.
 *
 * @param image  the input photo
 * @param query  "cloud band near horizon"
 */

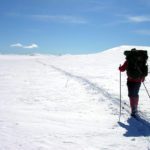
xmin=10 ymin=43 xmax=38 ymax=49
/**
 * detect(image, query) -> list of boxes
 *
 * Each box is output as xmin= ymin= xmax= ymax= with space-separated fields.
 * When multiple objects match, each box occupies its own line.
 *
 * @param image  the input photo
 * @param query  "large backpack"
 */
xmin=124 ymin=48 xmax=148 ymax=79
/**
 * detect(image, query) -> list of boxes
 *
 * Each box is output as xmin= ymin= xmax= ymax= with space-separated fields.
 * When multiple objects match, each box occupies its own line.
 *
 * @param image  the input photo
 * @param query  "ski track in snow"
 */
xmin=37 ymin=59 xmax=150 ymax=146
xmin=36 ymin=60 xmax=121 ymax=116
xmin=37 ymin=60 xmax=119 ymax=101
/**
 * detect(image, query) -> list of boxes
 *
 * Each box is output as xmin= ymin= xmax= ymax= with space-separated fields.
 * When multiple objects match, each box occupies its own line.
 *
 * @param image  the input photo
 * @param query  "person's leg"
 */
xmin=127 ymin=81 xmax=141 ymax=115
xmin=130 ymin=97 xmax=139 ymax=115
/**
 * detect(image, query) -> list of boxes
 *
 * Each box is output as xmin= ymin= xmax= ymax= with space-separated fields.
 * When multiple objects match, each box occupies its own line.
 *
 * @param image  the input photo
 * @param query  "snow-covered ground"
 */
xmin=1 ymin=45 xmax=150 ymax=150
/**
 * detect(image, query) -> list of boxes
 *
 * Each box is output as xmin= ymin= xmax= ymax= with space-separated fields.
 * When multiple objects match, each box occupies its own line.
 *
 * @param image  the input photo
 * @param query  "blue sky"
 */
xmin=1 ymin=0 xmax=150 ymax=54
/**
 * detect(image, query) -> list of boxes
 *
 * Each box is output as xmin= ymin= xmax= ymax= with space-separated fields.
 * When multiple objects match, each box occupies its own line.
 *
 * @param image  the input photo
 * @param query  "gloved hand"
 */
xmin=118 ymin=64 xmax=121 ymax=71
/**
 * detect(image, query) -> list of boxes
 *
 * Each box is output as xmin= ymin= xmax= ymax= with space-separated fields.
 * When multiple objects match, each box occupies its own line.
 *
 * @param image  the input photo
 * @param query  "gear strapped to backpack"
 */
xmin=124 ymin=48 xmax=148 ymax=79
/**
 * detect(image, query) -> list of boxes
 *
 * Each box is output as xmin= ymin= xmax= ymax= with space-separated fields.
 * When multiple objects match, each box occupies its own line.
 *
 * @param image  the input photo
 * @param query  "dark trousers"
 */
xmin=127 ymin=81 xmax=141 ymax=98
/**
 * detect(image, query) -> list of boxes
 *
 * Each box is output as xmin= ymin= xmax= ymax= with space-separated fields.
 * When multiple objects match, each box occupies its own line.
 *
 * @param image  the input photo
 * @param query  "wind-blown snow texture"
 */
xmin=1 ymin=45 xmax=150 ymax=150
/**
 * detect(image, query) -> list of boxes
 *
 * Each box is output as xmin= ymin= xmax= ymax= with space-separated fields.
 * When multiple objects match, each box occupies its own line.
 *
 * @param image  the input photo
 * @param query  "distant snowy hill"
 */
xmin=0 ymin=45 xmax=150 ymax=150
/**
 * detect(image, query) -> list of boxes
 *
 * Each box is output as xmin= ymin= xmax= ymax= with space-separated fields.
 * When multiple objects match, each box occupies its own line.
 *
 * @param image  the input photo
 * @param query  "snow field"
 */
xmin=0 ymin=45 xmax=150 ymax=149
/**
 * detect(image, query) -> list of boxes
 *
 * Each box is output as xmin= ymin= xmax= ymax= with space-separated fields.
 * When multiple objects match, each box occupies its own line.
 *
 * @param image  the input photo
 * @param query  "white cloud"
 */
xmin=127 ymin=15 xmax=150 ymax=23
xmin=31 ymin=15 xmax=87 ymax=24
xmin=23 ymin=44 xmax=38 ymax=49
xmin=6 ymin=12 xmax=87 ymax=24
xmin=10 ymin=43 xmax=38 ymax=49
xmin=10 ymin=43 xmax=23 ymax=48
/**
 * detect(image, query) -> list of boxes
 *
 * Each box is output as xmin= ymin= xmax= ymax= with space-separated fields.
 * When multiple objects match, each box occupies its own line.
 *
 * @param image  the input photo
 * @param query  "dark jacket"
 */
xmin=119 ymin=61 xmax=145 ymax=82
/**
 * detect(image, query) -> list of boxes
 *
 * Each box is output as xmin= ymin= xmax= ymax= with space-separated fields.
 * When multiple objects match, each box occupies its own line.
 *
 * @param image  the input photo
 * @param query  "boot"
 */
xmin=130 ymin=97 xmax=139 ymax=116
xmin=131 ymin=106 xmax=137 ymax=117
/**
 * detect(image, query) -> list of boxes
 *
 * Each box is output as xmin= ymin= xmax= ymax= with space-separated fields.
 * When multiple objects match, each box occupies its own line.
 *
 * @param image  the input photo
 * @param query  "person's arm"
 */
xmin=119 ymin=61 xmax=127 ymax=72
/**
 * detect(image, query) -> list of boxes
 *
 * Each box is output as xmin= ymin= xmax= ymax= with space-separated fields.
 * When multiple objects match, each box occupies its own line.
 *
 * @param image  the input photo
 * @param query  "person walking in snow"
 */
xmin=119 ymin=48 xmax=148 ymax=117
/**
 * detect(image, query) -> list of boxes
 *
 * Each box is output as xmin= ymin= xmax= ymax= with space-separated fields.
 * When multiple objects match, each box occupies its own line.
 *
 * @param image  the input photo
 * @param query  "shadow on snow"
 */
xmin=118 ymin=115 xmax=150 ymax=137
